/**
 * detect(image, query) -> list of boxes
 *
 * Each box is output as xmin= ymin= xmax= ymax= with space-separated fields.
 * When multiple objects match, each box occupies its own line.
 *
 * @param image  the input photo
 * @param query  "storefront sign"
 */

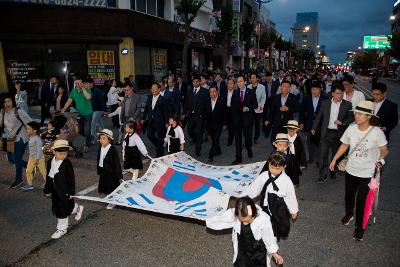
xmin=232 ymin=13 xmax=241 ymax=43
xmin=152 ymin=49 xmax=167 ymax=83
xmin=6 ymin=0 xmax=108 ymax=8
xmin=6 ymin=61 xmax=42 ymax=84
xmin=87 ymin=50 xmax=115 ymax=85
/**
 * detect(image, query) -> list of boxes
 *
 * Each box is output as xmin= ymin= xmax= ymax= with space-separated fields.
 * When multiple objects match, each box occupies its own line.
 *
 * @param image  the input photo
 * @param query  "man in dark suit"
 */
xmin=299 ymin=81 xmax=328 ymax=164
xmin=166 ymin=77 xmax=181 ymax=115
xmin=371 ymin=82 xmax=398 ymax=142
xmin=266 ymin=80 xmax=298 ymax=143
xmin=312 ymin=83 xmax=354 ymax=183
xmin=231 ymin=75 xmax=258 ymax=164
xmin=183 ymin=75 xmax=209 ymax=156
xmin=213 ymin=73 xmax=228 ymax=100
xmin=261 ymin=71 xmax=276 ymax=138
xmin=177 ymin=75 xmax=188 ymax=112
xmin=40 ymin=75 xmax=59 ymax=126
xmin=141 ymin=83 xmax=169 ymax=157
xmin=206 ymin=86 xmax=225 ymax=162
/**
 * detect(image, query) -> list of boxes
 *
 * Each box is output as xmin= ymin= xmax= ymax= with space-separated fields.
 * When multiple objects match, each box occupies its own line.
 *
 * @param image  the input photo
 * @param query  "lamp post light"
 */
xmin=303 ymin=26 xmax=310 ymax=32
xmin=390 ymin=15 xmax=396 ymax=21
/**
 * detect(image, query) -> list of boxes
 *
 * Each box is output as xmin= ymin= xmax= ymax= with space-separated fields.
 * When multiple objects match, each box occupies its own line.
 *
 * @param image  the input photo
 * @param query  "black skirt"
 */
xmin=168 ymin=137 xmax=181 ymax=154
xmin=98 ymin=167 xmax=121 ymax=195
xmin=124 ymin=145 xmax=143 ymax=170
xmin=234 ymin=223 xmax=267 ymax=267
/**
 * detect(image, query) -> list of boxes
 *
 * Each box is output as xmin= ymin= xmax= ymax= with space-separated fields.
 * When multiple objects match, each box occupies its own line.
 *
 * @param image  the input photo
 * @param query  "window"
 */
xmin=157 ymin=0 xmax=164 ymax=18
xmin=107 ymin=0 xmax=117 ymax=7
xmin=147 ymin=0 xmax=156 ymax=16
xmin=130 ymin=0 xmax=135 ymax=9
xmin=132 ymin=0 xmax=164 ymax=17
xmin=137 ymin=0 xmax=146 ymax=13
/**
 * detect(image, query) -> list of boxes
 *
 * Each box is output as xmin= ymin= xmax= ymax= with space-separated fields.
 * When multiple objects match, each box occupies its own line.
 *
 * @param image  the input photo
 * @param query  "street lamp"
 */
xmin=303 ymin=26 xmax=310 ymax=32
xmin=390 ymin=15 xmax=396 ymax=21
xmin=358 ymin=46 xmax=362 ymax=50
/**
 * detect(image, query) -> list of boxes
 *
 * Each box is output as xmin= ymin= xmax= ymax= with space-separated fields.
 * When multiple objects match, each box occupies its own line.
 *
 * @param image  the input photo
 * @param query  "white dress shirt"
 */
xmin=49 ymin=157 xmax=64 ymax=178
xmin=211 ymin=97 xmax=217 ymax=111
xmin=374 ymin=98 xmax=386 ymax=115
xmin=328 ymin=100 xmax=342 ymax=129
xmin=344 ymin=90 xmax=365 ymax=108
xmin=312 ymin=95 xmax=320 ymax=112
xmin=227 ymin=90 xmax=234 ymax=107
xmin=151 ymin=94 xmax=160 ymax=110
xmin=281 ymin=94 xmax=288 ymax=106
xmin=288 ymin=134 xmax=297 ymax=155
xmin=99 ymin=144 xmax=111 ymax=167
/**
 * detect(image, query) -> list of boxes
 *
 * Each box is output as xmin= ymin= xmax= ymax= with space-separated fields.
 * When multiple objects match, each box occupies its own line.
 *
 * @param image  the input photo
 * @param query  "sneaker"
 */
xmin=341 ymin=214 xmax=354 ymax=225
xmin=317 ymin=176 xmax=327 ymax=184
xmin=106 ymin=204 xmax=116 ymax=210
xmin=74 ymin=205 xmax=84 ymax=221
xmin=353 ymin=236 xmax=363 ymax=242
xmin=353 ymin=229 xmax=364 ymax=241
xmin=10 ymin=181 xmax=23 ymax=189
xmin=21 ymin=184 xmax=34 ymax=191
xmin=51 ymin=229 xmax=67 ymax=239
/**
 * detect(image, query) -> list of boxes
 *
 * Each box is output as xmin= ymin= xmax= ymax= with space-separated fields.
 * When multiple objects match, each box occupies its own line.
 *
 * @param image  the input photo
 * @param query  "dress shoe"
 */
xmin=231 ymin=160 xmax=242 ymax=165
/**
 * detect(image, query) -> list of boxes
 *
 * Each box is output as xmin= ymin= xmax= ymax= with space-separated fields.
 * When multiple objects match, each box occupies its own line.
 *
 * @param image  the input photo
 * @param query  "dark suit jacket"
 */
xmin=165 ymin=86 xmax=181 ymax=114
xmin=267 ymin=93 xmax=298 ymax=127
xmin=41 ymin=83 xmax=58 ymax=107
xmin=312 ymin=99 xmax=354 ymax=140
xmin=121 ymin=93 xmax=142 ymax=122
xmin=293 ymin=136 xmax=307 ymax=168
xmin=214 ymin=80 xmax=228 ymax=99
xmin=184 ymin=87 xmax=209 ymax=118
xmin=206 ymin=97 xmax=226 ymax=133
xmin=142 ymin=95 xmax=169 ymax=127
xmin=374 ymin=98 xmax=398 ymax=141
xmin=231 ymin=87 xmax=258 ymax=126
xmin=271 ymin=79 xmax=280 ymax=98
xmin=299 ymin=94 xmax=329 ymax=131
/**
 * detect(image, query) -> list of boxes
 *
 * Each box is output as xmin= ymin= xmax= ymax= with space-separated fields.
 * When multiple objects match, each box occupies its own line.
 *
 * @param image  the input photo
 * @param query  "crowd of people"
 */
xmin=0 ymin=67 xmax=398 ymax=266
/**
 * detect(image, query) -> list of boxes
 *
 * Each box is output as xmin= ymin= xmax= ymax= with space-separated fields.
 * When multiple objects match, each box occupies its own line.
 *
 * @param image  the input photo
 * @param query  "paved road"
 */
xmin=1 ymin=76 xmax=399 ymax=267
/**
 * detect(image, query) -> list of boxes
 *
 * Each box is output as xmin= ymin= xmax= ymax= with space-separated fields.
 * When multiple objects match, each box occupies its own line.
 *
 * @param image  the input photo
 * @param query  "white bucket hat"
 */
xmin=97 ymin=129 xmax=114 ymax=140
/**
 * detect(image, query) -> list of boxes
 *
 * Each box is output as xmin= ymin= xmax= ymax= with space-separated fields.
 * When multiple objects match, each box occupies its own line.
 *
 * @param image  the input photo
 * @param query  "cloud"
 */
xmin=265 ymin=0 xmax=393 ymax=63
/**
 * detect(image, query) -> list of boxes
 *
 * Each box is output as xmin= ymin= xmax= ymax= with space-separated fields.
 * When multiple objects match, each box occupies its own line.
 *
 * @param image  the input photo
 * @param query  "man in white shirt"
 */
xmin=247 ymin=73 xmax=266 ymax=143
xmin=225 ymin=79 xmax=237 ymax=146
xmin=343 ymin=74 xmax=365 ymax=108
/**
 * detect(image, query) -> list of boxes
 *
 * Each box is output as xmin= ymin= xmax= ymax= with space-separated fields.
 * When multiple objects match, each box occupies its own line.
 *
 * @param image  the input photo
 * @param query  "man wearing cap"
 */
xmin=312 ymin=83 xmax=353 ymax=183
xmin=371 ymin=82 xmax=398 ymax=142
xmin=266 ymin=80 xmax=298 ymax=144
xmin=299 ymin=80 xmax=328 ymax=164
xmin=61 ymin=78 xmax=92 ymax=149
xmin=343 ymin=74 xmax=365 ymax=108
xmin=183 ymin=75 xmax=209 ymax=156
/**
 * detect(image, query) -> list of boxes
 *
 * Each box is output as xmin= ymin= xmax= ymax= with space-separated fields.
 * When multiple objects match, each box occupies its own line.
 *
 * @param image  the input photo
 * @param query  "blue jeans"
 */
xmin=79 ymin=114 xmax=92 ymax=146
xmin=91 ymin=111 xmax=104 ymax=142
xmin=7 ymin=139 xmax=28 ymax=183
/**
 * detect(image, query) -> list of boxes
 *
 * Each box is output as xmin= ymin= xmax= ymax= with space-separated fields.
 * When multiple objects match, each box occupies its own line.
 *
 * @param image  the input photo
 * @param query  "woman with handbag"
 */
xmin=329 ymin=101 xmax=389 ymax=241
xmin=0 ymin=98 xmax=32 ymax=188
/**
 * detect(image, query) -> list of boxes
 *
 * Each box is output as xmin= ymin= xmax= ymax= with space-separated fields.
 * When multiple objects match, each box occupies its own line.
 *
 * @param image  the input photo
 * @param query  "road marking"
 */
xmin=76 ymin=183 xmax=98 ymax=196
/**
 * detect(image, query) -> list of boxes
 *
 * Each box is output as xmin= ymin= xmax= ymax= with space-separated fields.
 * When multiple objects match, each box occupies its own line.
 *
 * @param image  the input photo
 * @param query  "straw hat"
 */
xmin=51 ymin=139 xmax=72 ymax=151
xmin=284 ymin=120 xmax=300 ymax=129
xmin=351 ymin=100 xmax=376 ymax=116
xmin=97 ymin=129 xmax=114 ymax=140
xmin=273 ymin=133 xmax=289 ymax=143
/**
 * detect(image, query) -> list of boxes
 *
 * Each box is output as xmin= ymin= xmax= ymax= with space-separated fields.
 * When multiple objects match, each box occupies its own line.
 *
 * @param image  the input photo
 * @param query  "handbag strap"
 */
xmin=14 ymin=108 xmax=25 ymax=137
xmin=347 ymin=126 xmax=375 ymax=158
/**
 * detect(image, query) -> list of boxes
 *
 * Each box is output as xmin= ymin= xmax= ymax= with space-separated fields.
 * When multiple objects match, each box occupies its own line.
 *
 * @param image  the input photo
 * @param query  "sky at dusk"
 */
xmin=265 ymin=0 xmax=394 ymax=63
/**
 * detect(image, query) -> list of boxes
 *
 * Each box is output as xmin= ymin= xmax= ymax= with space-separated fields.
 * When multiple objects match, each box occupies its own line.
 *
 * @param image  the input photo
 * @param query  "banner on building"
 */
xmin=232 ymin=13 xmax=241 ymax=43
xmin=87 ymin=50 xmax=115 ymax=85
xmin=76 ymin=152 xmax=265 ymax=221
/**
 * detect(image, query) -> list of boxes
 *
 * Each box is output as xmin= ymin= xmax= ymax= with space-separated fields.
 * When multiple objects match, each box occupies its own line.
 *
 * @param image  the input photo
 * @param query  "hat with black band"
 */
xmin=351 ymin=100 xmax=377 ymax=117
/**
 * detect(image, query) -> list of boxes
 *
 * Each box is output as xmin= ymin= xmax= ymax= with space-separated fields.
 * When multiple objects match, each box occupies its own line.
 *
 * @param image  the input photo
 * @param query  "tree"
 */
xmin=176 ymin=0 xmax=206 ymax=79
xmin=388 ymin=31 xmax=400 ymax=61
xmin=352 ymin=51 xmax=377 ymax=71
xmin=282 ymin=40 xmax=295 ymax=69
xmin=274 ymin=36 xmax=285 ymax=70
xmin=216 ymin=4 xmax=234 ymax=69
xmin=260 ymin=31 xmax=277 ymax=70
xmin=241 ymin=17 xmax=255 ymax=71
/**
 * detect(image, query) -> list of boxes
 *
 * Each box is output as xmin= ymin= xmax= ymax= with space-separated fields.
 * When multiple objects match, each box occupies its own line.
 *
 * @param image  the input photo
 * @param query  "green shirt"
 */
xmin=69 ymin=88 xmax=93 ymax=116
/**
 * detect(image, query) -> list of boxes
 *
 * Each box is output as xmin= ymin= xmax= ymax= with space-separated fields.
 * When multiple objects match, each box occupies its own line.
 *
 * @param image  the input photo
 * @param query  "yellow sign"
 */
xmin=87 ymin=50 xmax=115 ymax=85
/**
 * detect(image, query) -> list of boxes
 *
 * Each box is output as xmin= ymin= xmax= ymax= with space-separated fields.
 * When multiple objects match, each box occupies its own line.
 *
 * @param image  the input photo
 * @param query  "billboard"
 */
xmin=87 ymin=50 xmax=115 ymax=85
xmin=363 ymin=35 xmax=391 ymax=49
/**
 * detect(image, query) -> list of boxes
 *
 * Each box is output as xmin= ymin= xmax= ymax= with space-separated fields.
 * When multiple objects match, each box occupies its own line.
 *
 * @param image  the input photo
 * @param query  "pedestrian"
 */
xmin=329 ymin=100 xmax=388 ymax=241
xmin=20 ymin=121 xmax=47 ymax=191
xmin=247 ymin=73 xmax=266 ymax=144
xmin=231 ymin=75 xmax=258 ymax=165
xmin=55 ymin=84 xmax=68 ymax=114
xmin=261 ymin=71 xmax=275 ymax=138
xmin=105 ymin=97 xmax=124 ymax=146
xmin=343 ymin=74 xmax=365 ymax=108
xmin=206 ymin=197 xmax=284 ymax=267
xmin=0 ymin=98 xmax=32 ymax=188
xmin=44 ymin=139 xmax=84 ymax=239
xmin=166 ymin=77 xmax=181 ymax=115
xmin=225 ymin=78 xmax=237 ymax=146
xmin=120 ymin=82 xmax=142 ymax=124
xmin=183 ymin=75 xmax=209 ymax=157
xmin=86 ymin=78 xmax=106 ymax=145
xmin=206 ymin=86 xmax=225 ymax=163
xmin=122 ymin=120 xmax=149 ymax=180
xmin=164 ymin=115 xmax=185 ymax=154
xmin=284 ymin=121 xmax=307 ymax=187
xmin=213 ymin=73 xmax=228 ymax=99
xmin=276 ymin=75 xmax=299 ymax=96
xmin=299 ymin=80 xmax=328 ymax=164
xmin=177 ymin=75 xmax=188 ymax=111
xmin=242 ymin=151 xmax=298 ymax=241
xmin=61 ymin=77 xmax=93 ymax=150
xmin=106 ymin=79 xmax=122 ymax=128
xmin=141 ymin=83 xmax=169 ymax=157
xmin=14 ymin=81 xmax=29 ymax=112
xmin=324 ymin=73 xmax=333 ymax=95
xmin=40 ymin=76 xmax=57 ymax=126
xmin=312 ymin=83 xmax=353 ymax=183
xmin=371 ymin=82 xmax=398 ymax=142
xmin=266 ymin=80 xmax=298 ymax=144
xmin=97 ymin=129 xmax=122 ymax=209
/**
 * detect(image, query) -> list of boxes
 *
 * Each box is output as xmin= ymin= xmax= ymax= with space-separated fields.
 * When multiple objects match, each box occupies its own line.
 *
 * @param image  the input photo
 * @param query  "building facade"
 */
xmin=292 ymin=12 xmax=319 ymax=55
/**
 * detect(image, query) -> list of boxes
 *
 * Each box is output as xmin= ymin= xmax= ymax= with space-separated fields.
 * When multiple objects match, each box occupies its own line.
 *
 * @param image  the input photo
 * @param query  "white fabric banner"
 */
xmin=76 ymin=152 xmax=265 ymax=221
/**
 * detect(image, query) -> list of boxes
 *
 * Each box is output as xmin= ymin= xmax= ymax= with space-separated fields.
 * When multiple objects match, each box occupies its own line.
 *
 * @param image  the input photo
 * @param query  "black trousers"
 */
xmin=110 ymin=104 xmax=120 ymax=128
xmin=147 ymin=124 xmax=166 ymax=157
xmin=208 ymin=127 xmax=222 ymax=159
xmin=254 ymin=112 xmax=263 ymax=141
xmin=345 ymin=172 xmax=371 ymax=232
xmin=319 ymin=129 xmax=341 ymax=177
xmin=187 ymin=114 xmax=204 ymax=154
xmin=225 ymin=108 xmax=235 ymax=145
xmin=40 ymin=104 xmax=51 ymax=126
xmin=234 ymin=119 xmax=253 ymax=162
xmin=262 ymin=98 xmax=273 ymax=138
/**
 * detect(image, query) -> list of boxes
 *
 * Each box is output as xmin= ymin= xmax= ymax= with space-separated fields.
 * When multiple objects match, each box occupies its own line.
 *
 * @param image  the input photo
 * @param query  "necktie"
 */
xmin=194 ymin=88 xmax=198 ymax=95
xmin=240 ymin=90 xmax=244 ymax=102
xmin=50 ymin=84 xmax=55 ymax=96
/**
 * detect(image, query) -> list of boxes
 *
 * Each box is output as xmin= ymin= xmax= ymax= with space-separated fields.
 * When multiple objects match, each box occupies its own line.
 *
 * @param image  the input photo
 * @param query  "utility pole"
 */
xmin=255 ymin=0 xmax=272 ymax=68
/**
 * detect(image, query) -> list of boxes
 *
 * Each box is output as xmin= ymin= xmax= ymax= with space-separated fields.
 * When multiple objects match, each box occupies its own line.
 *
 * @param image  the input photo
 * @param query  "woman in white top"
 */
xmin=330 ymin=100 xmax=388 ymax=241
xmin=106 ymin=80 xmax=122 ymax=128
xmin=14 ymin=81 xmax=29 ymax=112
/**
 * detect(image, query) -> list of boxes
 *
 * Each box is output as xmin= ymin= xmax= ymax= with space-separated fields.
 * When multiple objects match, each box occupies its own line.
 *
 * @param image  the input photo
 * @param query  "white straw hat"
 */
xmin=351 ymin=100 xmax=376 ymax=116
xmin=97 ymin=129 xmax=114 ymax=140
